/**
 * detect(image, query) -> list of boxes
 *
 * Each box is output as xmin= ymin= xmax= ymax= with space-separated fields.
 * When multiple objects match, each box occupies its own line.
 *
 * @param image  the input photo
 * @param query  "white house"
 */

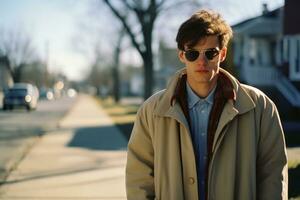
xmin=0 ymin=56 xmax=13 ymax=91
xmin=232 ymin=4 xmax=300 ymax=108
xmin=154 ymin=41 xmax=182 ymax=91
xmin=283 ymin=0 xmax=300 ymax=82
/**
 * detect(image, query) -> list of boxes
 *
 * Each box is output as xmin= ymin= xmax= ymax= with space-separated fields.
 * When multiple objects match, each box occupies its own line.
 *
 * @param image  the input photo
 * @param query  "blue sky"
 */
xmin=0 ymin=0 xmax=284 ymax=80
xmin=0 ymin=0 xmax=88 ymax=80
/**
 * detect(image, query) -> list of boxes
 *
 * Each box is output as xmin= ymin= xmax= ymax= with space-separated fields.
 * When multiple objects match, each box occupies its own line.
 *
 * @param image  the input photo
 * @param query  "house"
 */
xmin=154 ymin=41 xmax=183 ymax=91
xmin=0 ymin=56 xmax=13 ymax=91
xmin=232 ymin=2 xmax=300 ymax=118
xmin=283 ymin=0 xmax=300 ymax=82
xmin=119 ymin=65 xmax=144 ymax=96
xmin=232 ymin=5 xmax=283 ymax=84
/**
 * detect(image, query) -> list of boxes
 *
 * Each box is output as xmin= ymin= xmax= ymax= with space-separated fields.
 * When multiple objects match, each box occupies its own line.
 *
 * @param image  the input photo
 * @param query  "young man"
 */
xmin=126 ymin=9 xmax=288 ymax=200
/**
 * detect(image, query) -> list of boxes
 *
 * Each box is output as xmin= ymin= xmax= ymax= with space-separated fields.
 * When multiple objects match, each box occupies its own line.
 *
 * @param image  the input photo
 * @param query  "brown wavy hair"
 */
xmin=176 ymin=9 xmax=233 ymax=50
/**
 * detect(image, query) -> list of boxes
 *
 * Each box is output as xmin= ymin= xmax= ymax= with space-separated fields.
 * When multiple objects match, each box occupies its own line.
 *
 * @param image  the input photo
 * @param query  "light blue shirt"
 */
xmin=186 ymin=82 xmax=216 ymax=200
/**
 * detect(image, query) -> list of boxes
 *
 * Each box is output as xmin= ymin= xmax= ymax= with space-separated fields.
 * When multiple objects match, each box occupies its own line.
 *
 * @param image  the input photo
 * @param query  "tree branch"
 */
xmin=102 ymin=0 xmax=143 ymax=55
xmin=157 ymin=0 xmax=195 ymax=13
xmin=157 ymin=0 xmax=166 ymax=9
xmin=123 ymin=0 xmax=138 ymax=12
xmin=147 ymin=0 xmax=160 ymax=23
xmin=132 ymin=0 xmax=142 ymax=8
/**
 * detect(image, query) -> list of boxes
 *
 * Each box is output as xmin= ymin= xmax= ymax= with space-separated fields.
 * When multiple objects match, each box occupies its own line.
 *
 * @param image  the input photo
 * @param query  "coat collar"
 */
xmin=153 ymin=68 xmax=256 ymax=120
xmin=186 ymin=81 xmax=216 ymax=109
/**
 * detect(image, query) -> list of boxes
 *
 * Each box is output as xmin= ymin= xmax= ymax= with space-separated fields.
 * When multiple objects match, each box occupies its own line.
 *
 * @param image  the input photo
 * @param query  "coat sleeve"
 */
xmin=256 ymin=97 xmax=288 ymax=200
xmin=126 ymin=105 xmax=155 ymax=200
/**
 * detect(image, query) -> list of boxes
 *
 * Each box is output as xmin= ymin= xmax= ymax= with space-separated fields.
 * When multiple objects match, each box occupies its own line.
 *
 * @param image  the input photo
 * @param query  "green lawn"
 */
xmin=96 ymin=97 xmax=138 ymax=140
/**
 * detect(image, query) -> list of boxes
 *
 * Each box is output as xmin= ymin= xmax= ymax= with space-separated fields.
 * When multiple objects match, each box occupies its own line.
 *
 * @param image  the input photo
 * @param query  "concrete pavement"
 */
xmin=0 ymin=94 xmax=128 ymax=200
xmin=0 ymin=96 xmax=76 ymax=183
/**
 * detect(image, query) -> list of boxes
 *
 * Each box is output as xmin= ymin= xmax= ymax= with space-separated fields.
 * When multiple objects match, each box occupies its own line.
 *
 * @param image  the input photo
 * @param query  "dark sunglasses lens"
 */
xmin=205 ymin=49 xmax=219 ymax=60
xmin=185 ymin=50 xmax=199 ymax=61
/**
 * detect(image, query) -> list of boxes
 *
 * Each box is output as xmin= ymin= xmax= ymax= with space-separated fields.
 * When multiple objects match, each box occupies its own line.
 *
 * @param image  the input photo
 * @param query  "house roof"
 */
xmin=284 ymin=0 xmax=300 ymax=35
xmin=0 ymin=56 xmax=11 ymax=71
xmin=0 ymin=56 xmax=10 ymax=66
xmin=232 ymin=7 xmax=283 ymax=36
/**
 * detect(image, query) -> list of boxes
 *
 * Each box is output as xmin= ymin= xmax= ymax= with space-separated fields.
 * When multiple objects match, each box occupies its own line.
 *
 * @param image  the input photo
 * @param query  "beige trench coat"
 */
xmin=126 ymin=68 xmax=288 ymax=200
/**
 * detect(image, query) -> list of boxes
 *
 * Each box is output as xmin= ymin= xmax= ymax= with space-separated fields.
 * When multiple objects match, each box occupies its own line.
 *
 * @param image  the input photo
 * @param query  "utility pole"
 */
xmin=44 ymin=41 xmax=49 ymax=88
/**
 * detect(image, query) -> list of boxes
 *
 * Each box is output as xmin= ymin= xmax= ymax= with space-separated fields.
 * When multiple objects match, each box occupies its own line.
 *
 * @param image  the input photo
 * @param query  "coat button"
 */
xmin=188 ymin=177 xmax=195 ymax=184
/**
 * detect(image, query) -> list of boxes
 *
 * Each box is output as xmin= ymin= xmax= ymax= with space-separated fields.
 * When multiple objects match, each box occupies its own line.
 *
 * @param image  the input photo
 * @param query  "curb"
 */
xmin=0 ymin=129 xmax=42 ymax=184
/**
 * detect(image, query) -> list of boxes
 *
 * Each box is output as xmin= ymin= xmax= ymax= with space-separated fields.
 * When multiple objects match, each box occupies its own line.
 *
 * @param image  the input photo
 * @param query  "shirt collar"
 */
xmin=186 ymin=81 xmax=216 ymax=109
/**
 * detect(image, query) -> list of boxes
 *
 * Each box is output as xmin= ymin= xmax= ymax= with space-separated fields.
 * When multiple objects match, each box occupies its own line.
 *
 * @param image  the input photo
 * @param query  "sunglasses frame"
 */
xmin=183 ymin=47 xmax=220 ymax=62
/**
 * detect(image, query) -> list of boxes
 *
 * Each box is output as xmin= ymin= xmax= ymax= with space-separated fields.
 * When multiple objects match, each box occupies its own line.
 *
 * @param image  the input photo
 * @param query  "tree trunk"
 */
xmin=101 ymin=0 xmax=159 ymax=100
xmin=142 ymin=19 xmax=154 ymax=100
xmin=13 ymin=64 xmax=24 ymax=83
xmin=112 ymin=64 xmax=120 ymax=102
xmin=112 ymin=30 xmax=125 ymax=103
xmin=142 ymin=50 xmax=154 ymax=99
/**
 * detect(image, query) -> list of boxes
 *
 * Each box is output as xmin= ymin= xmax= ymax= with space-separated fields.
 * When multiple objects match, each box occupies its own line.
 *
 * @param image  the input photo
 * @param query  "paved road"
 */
xmin=0 ymin=96 xmax=76 ymax=182
xmin=0 ymin=94 xmax=127 ymax=199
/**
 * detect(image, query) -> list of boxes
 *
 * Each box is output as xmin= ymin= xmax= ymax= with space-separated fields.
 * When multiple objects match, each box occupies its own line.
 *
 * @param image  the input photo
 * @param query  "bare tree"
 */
xmin=0 ymin=27 xmax=37 ymax=82
xmin=101 ymin=0 xmax=165 ymax=99
xmin=112 ymin=28 xmax=126 ymax=103
xmin=101 ymin=0 xmax=204 ymax=99
xmin=72 ymin=2 xmax=127 ymax=101
xmin=85 ymin=43 xmax=113 ymax=97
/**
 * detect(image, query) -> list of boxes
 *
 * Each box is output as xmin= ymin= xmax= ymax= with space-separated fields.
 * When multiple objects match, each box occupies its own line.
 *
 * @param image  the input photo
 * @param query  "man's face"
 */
xmin=178 ymin=35 xmax=227 ymax=92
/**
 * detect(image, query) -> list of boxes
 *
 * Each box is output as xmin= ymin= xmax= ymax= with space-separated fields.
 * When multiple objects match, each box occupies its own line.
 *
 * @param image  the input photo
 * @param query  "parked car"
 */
xmin=39 ymin=88 xmax=54 ymax=100
xmin=3 ymin=83 xmax=39 ymax=111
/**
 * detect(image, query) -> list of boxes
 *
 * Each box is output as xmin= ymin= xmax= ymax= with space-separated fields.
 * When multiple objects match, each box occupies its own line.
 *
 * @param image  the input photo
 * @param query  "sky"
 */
xmin=0 ymin=0 xmax=284 ymax=81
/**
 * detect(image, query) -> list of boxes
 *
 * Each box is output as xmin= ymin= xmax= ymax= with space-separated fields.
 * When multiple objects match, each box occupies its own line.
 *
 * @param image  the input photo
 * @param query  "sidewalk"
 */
xmin=0 ymin=94 xmax=128 ymax=200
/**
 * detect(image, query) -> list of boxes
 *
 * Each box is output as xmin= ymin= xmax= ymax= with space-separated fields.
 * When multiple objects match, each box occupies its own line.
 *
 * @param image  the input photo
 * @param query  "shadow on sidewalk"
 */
xmin=1 ymin=162 xmax=125 ymax=186
xmin=289 ymin=165 xmax=300 ymax=198
xmin=285 ymin=131 xmax=300 ymax=148
xmin=115 ymin=123 xmax=134 ymax=141
xmin=67 ymin=126 xmax=128 ymax=151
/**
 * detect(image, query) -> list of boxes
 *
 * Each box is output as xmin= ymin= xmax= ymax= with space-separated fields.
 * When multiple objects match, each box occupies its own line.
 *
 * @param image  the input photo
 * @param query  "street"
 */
xmin=0 ymin=96 xmax=76 ymax=182
xmin=0 ymin=94 xmax=127 ymax=199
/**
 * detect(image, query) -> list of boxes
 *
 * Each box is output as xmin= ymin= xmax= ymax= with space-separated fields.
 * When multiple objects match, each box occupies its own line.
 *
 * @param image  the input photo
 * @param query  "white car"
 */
xmin=3 ymin=83 xmax=39 ymax=111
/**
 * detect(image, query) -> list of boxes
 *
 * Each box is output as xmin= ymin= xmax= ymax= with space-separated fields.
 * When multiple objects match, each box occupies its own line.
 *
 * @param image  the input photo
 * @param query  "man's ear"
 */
xmin=220 ymin=47 xmax=227 ymax=62
xmin=178 ymin=50 xmax=185 ymax=63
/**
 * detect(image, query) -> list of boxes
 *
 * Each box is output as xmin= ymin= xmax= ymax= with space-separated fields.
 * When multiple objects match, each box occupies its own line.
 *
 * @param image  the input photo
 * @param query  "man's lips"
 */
xmin=195 ymin=68 xmax=209 ymax=72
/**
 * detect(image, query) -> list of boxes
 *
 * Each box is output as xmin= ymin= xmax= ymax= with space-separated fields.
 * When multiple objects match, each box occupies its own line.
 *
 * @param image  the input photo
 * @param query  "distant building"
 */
xmin=284 ymin=0 xmax=300 ymax=35
xmin=130 ymin=73 xmax=143 ymax=96
xmin=283 ymin=0 xmax=300 ymax=81
xmin=119 ymin=66 xmax=144 ymax=96
xmin=154 ymin=41 xmax=183 ymax=91
xmin=232 ymin=5 xmax=283 ymax=84
xmin=0 ymin=56 xmax=13 ymax=91
xmin=232 ymin=2 xmax=300 ymax=118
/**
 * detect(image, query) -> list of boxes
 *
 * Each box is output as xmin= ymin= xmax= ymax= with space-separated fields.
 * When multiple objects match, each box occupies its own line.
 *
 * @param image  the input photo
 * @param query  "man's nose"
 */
xmin=196 ymin=52 xmax=207 ymax=63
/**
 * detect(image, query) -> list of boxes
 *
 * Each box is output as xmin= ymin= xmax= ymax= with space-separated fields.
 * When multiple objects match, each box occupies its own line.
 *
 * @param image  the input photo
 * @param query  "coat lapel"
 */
xmin=212 ymin=100 xmax=239 ymax=152
xmin=165 ymin=102 xmax=190 ymax=131
xmin=212 ymin=83 xmax=256 ymax=153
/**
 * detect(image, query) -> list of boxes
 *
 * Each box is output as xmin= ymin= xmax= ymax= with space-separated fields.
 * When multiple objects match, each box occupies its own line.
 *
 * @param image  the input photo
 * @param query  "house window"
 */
xmin=281 ymin=39 xmax=284 ymax=64
xmin=289 ymin=36 xmax=300 ymax=80
xmin=283 ymin=37 xmax=290 ymax=62
xmin=249 ymin=39 xmax=256 ymax=66
xmin=240 ymin=39 xmax=244 ymax=65
xmin=296 ymin=39 xmax=300 ymax=73
xmin=256 ymin=39 xmax=272 ymax=66
xmin=257 ymin=43 xmax=262 ymax=65
xmin=275 ymin=39 xmax=283 ymax=65
xmin=270 ymin=41 xmax=276 ymax=65
xmin=233 ymin=41 xmax=240 ymax=66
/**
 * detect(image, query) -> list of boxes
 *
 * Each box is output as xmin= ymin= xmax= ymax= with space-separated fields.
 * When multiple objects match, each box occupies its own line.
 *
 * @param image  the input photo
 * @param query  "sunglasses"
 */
xmin=183 ymin=47 xmax=220 ymax=62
